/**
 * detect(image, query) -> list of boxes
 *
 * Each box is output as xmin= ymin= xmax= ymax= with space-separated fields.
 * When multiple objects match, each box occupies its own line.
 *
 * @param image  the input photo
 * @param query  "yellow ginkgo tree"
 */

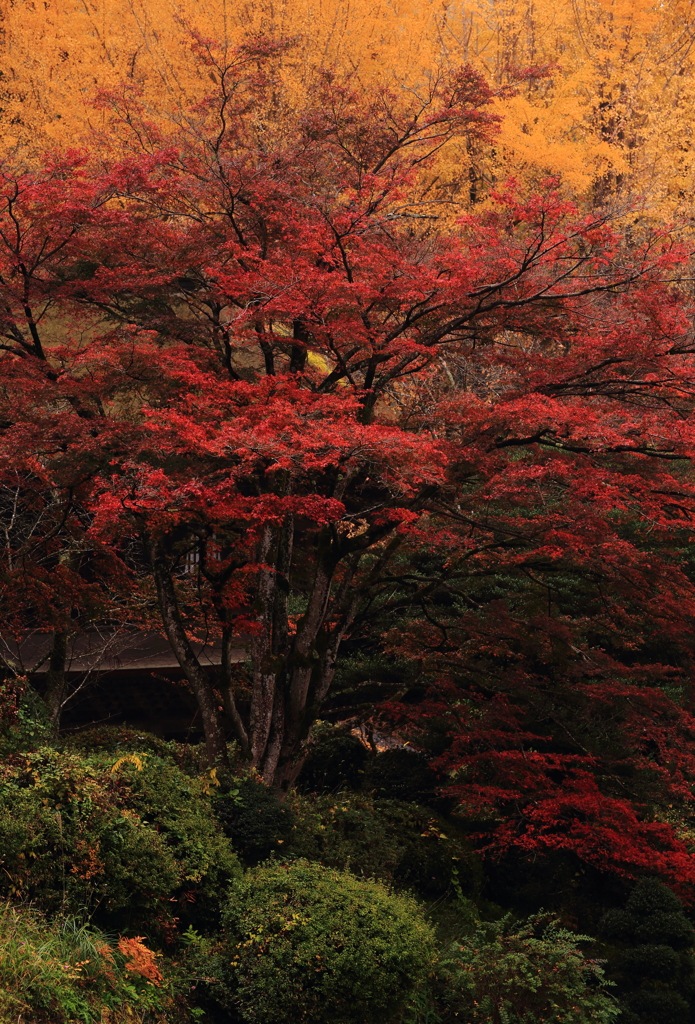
xmin=4 ymin=0 xmax=695 ymax=219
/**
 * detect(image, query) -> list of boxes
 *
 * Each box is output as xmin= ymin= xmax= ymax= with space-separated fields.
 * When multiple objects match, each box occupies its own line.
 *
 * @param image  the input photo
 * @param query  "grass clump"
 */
xmin=0 ymin=901 xmax=172 ymax=1023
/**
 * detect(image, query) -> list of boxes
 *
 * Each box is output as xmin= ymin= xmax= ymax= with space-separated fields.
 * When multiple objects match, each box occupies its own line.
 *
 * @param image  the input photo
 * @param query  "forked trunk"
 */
xmin=146 ymin=521 xmax=361 ymax=786
xmin=251 ymin=546 xmax=360 ymax=792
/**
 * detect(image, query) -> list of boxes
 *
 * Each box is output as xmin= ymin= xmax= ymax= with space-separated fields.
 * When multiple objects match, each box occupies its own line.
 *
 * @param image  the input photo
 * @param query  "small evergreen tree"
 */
xmin=599 ymin=878 xmax=695 ymax=1024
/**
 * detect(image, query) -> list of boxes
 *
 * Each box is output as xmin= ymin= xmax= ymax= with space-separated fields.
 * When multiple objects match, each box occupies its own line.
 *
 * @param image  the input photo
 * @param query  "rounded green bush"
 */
xmin=216 ymin=859 xmax=437 ymax=1024
xmin=288 ymin=792 xmax=480 ymax=896
xmin=61 ymin=725 xmax=212 ymax=775
xmin=296 ymin=730 xmax=368 ymax=792
xmin=598 ymin=878 xmax=695 ymax=1024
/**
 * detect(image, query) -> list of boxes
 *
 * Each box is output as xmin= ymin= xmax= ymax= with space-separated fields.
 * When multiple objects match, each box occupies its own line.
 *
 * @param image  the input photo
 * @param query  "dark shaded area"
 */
xmin=30 ymin=665 xmax=238 ymax=744
xmin=297 ymin=731 xmax=368 ymax=792
xmin=599 ymin=879 xmax=695 ymax=1024
xmin=296 ymin=731 xmax=439 ymax=804
xmin=215 ymin=777 xmax=295 ymax=862
xmin=55 ymin=668 xmax=205 ymax=740
xmin=363 ymin=747 xmax=438 ymax=803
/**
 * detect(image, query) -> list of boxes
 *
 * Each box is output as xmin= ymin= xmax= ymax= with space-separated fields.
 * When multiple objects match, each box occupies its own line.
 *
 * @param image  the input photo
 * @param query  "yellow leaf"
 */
xmin=111 ymin=755 xmax=144 ymax=774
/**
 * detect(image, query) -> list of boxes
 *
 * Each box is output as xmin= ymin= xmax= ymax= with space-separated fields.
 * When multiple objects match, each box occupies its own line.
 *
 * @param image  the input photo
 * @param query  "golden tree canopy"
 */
xmin=4 ymin=0 xmax=695 ymax=216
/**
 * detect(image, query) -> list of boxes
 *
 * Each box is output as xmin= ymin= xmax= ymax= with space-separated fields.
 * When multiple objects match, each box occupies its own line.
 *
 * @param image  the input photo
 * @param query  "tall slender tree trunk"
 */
xmin=220 ymin=626 xmax=250 ymax=756
xmin=44 ymin=629 xmax=68 ymax=737
xmin=145 ymin=535 xmax=229 ymax=767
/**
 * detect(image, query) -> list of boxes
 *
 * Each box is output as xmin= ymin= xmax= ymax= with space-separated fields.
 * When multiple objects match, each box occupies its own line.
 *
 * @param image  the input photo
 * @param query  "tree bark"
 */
xmin=44 ymin=629 xmax=68 ymax=737
xmin=220 ymin=627 xmax=250 ymax=756
xmin=272 ymin=555 xmax=361 ymax=792
xmin=145 ymin=535 xmax=229 ymax=767
xmin=144 ymin=513 xmax=400 ymax=788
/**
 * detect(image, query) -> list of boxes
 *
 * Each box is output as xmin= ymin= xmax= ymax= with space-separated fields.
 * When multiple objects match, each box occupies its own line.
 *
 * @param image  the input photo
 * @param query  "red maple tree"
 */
xmin=0 ymin=153 xmax=133 ymax=729
xmin=1 ymin=35 xmax=695 ymax=807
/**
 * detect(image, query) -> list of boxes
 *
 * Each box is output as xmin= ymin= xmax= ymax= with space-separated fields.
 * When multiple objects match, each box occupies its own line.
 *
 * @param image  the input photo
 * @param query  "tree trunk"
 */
xmin=145 ymin=535 xmax=229 ymax=767
xmin=43 ymin=629 xmax=68 ymax=737
xmin=220 ymin=627 xmax=250 ymax=756
xmin=252 ymin=536 xmax=361 ymax=792
xmin=144 ymin=516 xmax=388 ymax=788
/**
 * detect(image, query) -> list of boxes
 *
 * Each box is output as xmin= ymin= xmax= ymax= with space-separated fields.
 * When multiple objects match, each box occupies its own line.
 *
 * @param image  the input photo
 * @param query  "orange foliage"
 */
xmin=447 ymin=0 xmax=695 ymax=216
xmin=117 ymin=936 xmax=163 ymax=986
xmin=69 ymin=839 xmax=104 ymax=882
xmin=0 ymin=0 xmax=449 ymax=144
xmin=5 ymin=0 xmax=695 ymax=218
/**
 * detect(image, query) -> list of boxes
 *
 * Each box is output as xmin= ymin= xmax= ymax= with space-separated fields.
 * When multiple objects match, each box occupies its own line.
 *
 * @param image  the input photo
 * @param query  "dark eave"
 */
xmin=0 ymin=630 xmax=246 ymax=675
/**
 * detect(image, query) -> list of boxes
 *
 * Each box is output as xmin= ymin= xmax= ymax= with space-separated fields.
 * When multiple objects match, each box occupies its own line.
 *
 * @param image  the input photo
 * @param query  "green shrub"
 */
xmin=439 ymin=914 xmax=619 ymax=1024
xmin=0 ymin=746 xmax=240 ymax=934
xmin=211 ymin=859 xmax=438 ymax=1024
xmin=215 ymin=775 xmax=295 ymax=862
xmin=363 ymin=748 xmax=437 ymax=802
xmin=0 ymin=681 xmax=51 ymax=756
xmin=297 ymin=729 xmax=368 ymax=792
xmin=287 ymin=791 xmax=480 ymax=896
xmin=600 ymin=878 xmax=694 ymax=950
xmin=0 ymin=901 xmax=173 ymax=1024
xmin=61 ymin=725 xmax=212 ymax=775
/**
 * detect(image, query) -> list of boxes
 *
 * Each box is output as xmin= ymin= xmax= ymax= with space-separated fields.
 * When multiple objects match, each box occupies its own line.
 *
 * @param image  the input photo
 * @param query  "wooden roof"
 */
xmin=1 ymin=630 xmax=246 ymax=675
